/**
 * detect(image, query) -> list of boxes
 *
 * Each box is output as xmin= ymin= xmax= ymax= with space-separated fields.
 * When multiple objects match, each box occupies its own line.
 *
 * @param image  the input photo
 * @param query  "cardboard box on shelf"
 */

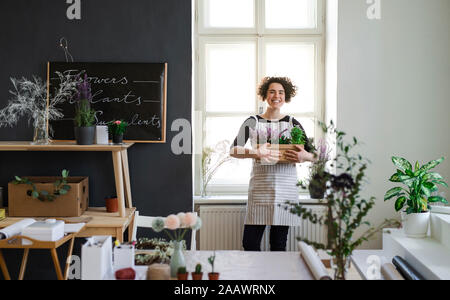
xmin=8 ymin=176 xmax=89 ymax=217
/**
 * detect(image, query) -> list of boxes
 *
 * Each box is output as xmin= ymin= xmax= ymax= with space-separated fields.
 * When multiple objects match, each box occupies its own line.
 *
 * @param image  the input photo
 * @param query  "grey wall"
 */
xmin=0 ymin=0 xmax=192 ymax=279
xmin=337 ymin=0 xmax=450 ymax=248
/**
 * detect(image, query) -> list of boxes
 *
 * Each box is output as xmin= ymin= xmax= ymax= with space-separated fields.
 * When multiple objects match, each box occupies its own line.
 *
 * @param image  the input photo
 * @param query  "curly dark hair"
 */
xmin=257 ymin=77 xmax=298 ymax=103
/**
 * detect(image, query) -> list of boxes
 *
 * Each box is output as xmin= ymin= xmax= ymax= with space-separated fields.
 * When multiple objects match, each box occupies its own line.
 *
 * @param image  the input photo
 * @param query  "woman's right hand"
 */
xmin=257 ymin=143 xmax=282 ymax=163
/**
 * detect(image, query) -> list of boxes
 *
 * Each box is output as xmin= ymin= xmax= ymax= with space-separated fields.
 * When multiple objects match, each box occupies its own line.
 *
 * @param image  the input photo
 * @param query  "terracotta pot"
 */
xmin=177 ymin=273 xmax=189 ymax=280
xmin=105 ymin=196 xmax=118 ymax=213
xmin=191 ymin=272 xmax=203 ymax=280
xmin=208 ymin=272 xmax=220 ymax=280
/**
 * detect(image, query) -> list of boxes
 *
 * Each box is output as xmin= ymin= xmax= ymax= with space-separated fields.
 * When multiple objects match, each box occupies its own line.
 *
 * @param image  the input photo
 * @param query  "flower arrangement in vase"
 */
xmin=107 ymin=120 xmax=128 ymax=144
xmin=0 ymin=72 xmax=79 ymax=144
xmin=250 ymin=126 xmax=307 ymax=163
xmin=201 ymin=140 xmax=233 ymax=197
xmin=151 ymin=212 xmax=202 ymax=278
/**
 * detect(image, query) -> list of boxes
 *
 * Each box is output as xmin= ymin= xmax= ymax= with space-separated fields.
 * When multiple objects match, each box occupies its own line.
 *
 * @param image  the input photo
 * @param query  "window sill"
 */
xmin=193 ymin=194 xmax=328 ymax=205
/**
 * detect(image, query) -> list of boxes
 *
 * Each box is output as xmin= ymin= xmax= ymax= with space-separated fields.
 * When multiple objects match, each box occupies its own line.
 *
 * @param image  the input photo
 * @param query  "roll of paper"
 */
xmin=0 ymin=219 xmax=36 ymax=240
xmin=298 ymin=242 xmax=332 ymax=280
xmin=381 ymin=263 xmax=405 ymax=280
xmin=147 ymin=264 xmax=170 ymax=280
xmin=392 ymin=256 xmax=425 ymax=280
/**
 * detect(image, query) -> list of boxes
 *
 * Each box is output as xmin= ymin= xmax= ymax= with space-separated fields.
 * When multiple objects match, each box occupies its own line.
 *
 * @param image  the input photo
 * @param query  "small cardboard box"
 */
xmin=8 ymin=177 xmax=89 ymax=217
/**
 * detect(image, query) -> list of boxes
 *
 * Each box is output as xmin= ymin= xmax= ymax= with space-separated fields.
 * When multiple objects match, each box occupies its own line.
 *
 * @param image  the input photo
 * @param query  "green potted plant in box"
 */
xmin=107 ymin=120 xmax=128 ymax=144
xmin=74 ymin=75 xmax=96 ymax=145
xmin=384 ymin=157 xmax=448 ymax=238
xmin=251 ymin=126 xmax=307 ymax=163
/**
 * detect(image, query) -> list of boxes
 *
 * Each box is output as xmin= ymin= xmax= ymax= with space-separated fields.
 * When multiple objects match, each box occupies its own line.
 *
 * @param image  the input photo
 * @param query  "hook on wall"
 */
xmin=59 ymin=37 xmax=74 ymax=62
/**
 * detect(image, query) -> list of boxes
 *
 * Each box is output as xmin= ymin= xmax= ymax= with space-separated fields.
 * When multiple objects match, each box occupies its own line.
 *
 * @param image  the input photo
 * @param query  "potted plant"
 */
xmin=177 ymin=266 xmax=189 ymax=280
xmin=207 ymin=252 xmax=219 ymax=280
xmin=73 ymin=75 xmax=96 ymax=145
xmin=191 ymin=263 xmax=203 ymax=280
xmin=306 ymin=138 xmax=330 ymax=199
xmin=251 ymin=126 xmax=307 ymax=163
xmin=107 ymin=120 xmax=128 ymax=144
xmin=384 ymin=156 xmax=448 ymax=238
xmin=105 ymin=195 xmax=118 ymax=213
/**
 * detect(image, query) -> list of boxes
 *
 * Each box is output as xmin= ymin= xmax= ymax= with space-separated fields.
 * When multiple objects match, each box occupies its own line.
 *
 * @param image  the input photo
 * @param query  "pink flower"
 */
xmin=184 ymin=213 xmax=198 ymax=227
xmin=115 ymin=120 xmax=121 ymax=125
xmin=165 ymin=214 xmax=180 ymax=230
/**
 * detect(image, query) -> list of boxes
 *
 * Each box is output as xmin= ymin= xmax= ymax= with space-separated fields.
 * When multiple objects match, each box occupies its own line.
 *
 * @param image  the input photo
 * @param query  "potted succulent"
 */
xmin=251 ymin=126 xmax=307 ymax=163
xmin=191 ymin=263 xmax=203 ymax=280
xmin=73 ymin=75 xmax=96 ymax=145
xmin=107 ymin=120 xmax=128 ymax=144
xmin=384 ymin=157 xmax=448 ymax=238
xmin=207 ymin=252 xmax=219 ymax=280
xmin=177 ymin=267 xmax=188 ymax=280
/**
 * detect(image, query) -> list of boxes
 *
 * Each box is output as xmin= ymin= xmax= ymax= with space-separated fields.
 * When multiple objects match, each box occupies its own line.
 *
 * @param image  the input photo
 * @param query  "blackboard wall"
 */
xmin=0 ymin=0 xmax=192 ymax=279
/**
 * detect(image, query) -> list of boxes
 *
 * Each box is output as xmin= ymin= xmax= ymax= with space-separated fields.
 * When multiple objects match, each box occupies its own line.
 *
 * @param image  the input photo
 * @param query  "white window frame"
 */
xmin=194 ymin=0 xmax=326 ymax=196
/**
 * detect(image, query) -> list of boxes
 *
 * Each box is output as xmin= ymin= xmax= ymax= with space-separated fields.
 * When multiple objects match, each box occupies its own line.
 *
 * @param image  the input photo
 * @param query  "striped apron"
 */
xmin=245 ymin=116 xmax=301 ymax=226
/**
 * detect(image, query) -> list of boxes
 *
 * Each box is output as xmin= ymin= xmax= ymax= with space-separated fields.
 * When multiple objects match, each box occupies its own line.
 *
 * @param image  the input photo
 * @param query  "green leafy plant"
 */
xmin=194 ymin=263 xmax=202 ymax=274
xmin=208 ymin=252 xmax=216 ymax=273
xmin=13 ymin=170 xmax=71 ymax=202
xmin=384 ymin=157 xmax=448 ymax=214
xmin=287 ymin=121 xmax=400 ymax=280
xmin=177 ymin=267 xmax=187 ymax=274
xmin=74 ymin=99 xmax=96 ymax=127
xmin=290 ymin=127 xmax=306 ymax=145
xmin=107 ymin=120 xmax=129 ymax=135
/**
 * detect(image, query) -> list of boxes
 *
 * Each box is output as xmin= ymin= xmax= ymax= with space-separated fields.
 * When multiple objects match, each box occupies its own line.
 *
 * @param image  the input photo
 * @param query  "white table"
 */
xmin=351 ymin=250 xmax=390 ymax=280
xmin=109 ymin=250 xmax=316 ymax=280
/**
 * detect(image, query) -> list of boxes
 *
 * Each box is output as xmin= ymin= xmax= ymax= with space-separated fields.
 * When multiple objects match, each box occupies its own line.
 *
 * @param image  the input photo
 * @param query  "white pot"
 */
xmin=403 ymin=211 xmax=430 ymax=238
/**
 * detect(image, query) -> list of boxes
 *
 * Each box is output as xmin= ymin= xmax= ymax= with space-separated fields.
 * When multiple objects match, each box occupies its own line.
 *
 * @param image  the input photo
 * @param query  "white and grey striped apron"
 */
xmin=245 ymin=116 xmax=301 ymax=226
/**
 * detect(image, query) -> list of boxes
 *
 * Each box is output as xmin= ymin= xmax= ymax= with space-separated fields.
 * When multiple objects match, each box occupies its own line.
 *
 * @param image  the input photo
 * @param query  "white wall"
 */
xmin=336 ymin=0 xmax=450 ymax=248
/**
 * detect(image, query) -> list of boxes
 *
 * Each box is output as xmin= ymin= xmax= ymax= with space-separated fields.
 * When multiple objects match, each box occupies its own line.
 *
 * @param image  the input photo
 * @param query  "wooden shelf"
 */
xmin=0 ymin=141 xmax=133 ymax=152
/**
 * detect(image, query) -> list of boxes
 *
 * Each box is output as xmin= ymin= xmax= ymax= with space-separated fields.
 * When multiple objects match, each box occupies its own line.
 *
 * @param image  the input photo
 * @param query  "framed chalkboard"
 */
xmin=47 ymin=62 xmax=167 ymax=143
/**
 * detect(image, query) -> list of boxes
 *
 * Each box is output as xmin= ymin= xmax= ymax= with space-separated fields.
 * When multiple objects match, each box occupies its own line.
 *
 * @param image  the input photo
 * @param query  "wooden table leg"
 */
xmin=112 ymin=151 xmax=126 ymax=217
xmin=0 ymin=250 xmax=11 ymax=280
xmin=63 ymin=236 xmax=76 ymax=280
xmin=116 ymin=228 xmax=124 ymax=243
xmin=18 ymin=249 xmax=30 ymax=280
xmin=128 ymin=211 xmax=136 ymax=242
xmin=50 ymin=248 xmax=64 ymax=280
xmin=121 ymin=149 xmax=133 ymax=209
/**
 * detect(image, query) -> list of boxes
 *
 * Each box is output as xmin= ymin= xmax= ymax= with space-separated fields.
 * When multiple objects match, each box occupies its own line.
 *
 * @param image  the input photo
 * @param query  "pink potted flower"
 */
xmin=107 ymin=120 xmax=128 ymax=144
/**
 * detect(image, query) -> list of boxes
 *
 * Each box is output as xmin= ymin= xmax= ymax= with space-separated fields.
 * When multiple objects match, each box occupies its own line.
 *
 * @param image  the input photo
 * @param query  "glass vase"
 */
xmin=32 ymin=114 xmax=50 ymax=145
xmin=330 ymin=255 xmax=352 ymax=280
xmin=170 ymin=240 xmax=186 ymax=278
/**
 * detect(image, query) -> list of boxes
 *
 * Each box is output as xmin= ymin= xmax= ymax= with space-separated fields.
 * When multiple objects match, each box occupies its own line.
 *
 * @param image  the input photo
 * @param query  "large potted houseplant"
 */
xmin=74 ymin=75 xmax=96 ymax=145
xmin=251 ymin=126 xmax=307 ymax=163
xmin=384 ymin=157 xmax=448 ymax=238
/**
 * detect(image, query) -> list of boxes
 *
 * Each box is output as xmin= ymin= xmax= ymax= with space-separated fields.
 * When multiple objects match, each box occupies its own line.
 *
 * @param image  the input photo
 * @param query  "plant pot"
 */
xmin=74 ymin=126 xmax=95 ymax=145
xmin=105 ymin=196 xmax=118 ymax=213
xmin=208 ymin=272 xmax=220 ymax=280
xmin=403 ymin=211 xmax=430 ymax=238
xmin=256 ymin=144 xmax=304 ymax=163
xmin=177 ymin=273 xmax=189 ymax=280
xmin=308 ymin=180 xmax=326 ymax=199
xmin=191 ymin=272 xmax=203 ymax=280
xmin=112 ymin=133 xmax=124 ymax=144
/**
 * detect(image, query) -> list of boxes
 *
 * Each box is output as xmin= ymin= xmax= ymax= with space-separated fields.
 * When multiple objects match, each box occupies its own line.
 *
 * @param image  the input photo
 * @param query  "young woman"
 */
xmin=230 ymin=77 xmax=316 ymax=251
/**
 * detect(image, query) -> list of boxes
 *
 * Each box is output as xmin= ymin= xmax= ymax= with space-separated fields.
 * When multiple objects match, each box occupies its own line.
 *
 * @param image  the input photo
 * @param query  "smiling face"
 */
xmin=265 ymin=82 xmax=286 ymax=109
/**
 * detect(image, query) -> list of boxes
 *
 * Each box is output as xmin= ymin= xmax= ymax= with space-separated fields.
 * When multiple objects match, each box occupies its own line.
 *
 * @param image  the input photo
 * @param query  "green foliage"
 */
xmin=384 ymin=157 xmax=447 ymax=214
xmin=107 ymin=120 xmax=129 ymax=135
xmin=74 ymin=99 xmax=96 ymax=127
xmin=290 ymin=127 xmax=306 ymax=145
xmin=208 ymin=252 xmax=216 ymax=273
xmin=287 ymin=121 xmax=384 ymax=280
xmin=177 ymin=267 xmax=187 ymax=274
xmin=195 ymin=263 xmax=202 ymax=274
xmin=13 ymin=170 xmax=71 ymax=202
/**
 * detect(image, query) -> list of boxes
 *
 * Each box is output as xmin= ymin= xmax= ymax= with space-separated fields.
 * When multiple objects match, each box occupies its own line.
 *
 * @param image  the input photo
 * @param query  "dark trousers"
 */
xmin=242 ymin=225 xmax=289 ymax=251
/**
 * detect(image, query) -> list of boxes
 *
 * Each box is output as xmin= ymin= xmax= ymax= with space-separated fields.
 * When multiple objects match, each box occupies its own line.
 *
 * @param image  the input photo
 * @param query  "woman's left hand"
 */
xmin=284 ymin=145 xmax=312 ymax=163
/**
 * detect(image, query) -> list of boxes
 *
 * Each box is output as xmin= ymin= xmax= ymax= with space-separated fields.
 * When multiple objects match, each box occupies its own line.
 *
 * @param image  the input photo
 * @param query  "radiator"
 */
xmin=199 ymin=205 xmax=328 ymax=251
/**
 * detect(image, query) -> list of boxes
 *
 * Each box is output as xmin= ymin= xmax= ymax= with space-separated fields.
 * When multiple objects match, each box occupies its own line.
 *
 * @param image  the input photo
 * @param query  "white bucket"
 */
xmin=403 ymin=211 xmax=430 ymax=238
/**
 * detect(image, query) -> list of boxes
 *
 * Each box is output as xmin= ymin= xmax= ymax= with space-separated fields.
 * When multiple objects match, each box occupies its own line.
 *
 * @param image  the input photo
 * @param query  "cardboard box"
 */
xmin=8 ymin=177 xmax=89 ymax=217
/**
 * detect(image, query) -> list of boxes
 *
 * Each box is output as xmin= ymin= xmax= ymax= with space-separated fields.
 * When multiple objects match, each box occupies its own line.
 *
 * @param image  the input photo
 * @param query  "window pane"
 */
xmin=205 ymin=117 xmax=252 ymax=185
xmin=204 ymin=0 xmax=255 ymax=28
xmin=294 ymin=117 xmax=315 ymax=183
xmin=265 ymin=43 xmax=315 ymax=114
xmin=205 ymin=43 xmax=256 ymax=113
xmin=265 ymin=0 xmax=317 ymax=29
